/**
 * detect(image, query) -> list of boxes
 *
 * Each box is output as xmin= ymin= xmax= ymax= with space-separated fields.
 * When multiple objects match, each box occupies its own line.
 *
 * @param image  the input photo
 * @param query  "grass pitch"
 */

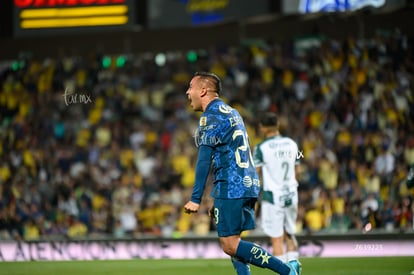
xmin=0 ymin=257 xmax=413 ymax=275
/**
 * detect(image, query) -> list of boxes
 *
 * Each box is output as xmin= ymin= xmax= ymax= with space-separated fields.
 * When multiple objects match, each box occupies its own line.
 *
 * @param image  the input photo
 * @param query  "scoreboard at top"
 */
xmin=13 ymin=0 xmax=133 ymax=36
xmin=13 ymin=0 xmax=272 ymax=36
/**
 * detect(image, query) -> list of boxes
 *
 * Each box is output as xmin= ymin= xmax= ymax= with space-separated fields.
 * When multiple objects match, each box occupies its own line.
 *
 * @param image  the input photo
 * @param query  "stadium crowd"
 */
xmin=0 ymin=29 xmax=413 ymax=241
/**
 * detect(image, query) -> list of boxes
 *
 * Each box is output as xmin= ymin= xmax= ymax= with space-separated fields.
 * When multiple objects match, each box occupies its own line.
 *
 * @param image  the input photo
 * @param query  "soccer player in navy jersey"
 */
xmin=183 ymin=72 xmax=298 ymax=275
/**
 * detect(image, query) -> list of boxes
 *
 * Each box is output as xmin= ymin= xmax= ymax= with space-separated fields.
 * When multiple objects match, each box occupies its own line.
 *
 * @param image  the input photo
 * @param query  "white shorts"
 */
xmin=260 ymin=190 xmax=298 ymax=238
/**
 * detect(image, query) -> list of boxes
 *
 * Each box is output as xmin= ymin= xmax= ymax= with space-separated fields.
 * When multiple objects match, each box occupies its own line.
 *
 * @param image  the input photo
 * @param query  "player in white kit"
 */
xmin=253 ymin=112 xmax=301 ymax=274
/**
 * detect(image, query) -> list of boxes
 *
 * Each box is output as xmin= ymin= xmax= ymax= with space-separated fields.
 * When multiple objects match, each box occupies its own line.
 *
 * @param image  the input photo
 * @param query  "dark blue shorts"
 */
xmin=213 ymin=197 xmax=257 ymax=237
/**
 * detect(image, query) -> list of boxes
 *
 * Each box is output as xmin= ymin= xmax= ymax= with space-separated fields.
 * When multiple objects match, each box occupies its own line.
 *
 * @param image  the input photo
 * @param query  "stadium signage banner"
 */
xmin=299 ymin=0 xmax=386 ymax=13
xmin=13 ymin=0 xmax=133 ymax=36
xmin=14 ymin=0 xmax=126 ymax=8
xmin=0 ymin=239 xmax=414 ymax=261
xmin=147 ymin=0 xmax=270 ymax=29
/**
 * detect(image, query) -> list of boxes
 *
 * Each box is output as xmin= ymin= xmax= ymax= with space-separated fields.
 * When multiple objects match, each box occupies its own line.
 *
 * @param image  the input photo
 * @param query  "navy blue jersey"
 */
xmin=195 ymin=99 xmax=260 ymax=200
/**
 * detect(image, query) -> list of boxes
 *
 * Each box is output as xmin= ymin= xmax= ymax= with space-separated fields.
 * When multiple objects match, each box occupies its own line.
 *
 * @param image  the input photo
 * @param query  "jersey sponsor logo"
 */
xmin=267 ymin=141 xmax=304 ymax=160
xmin=269 ymin=141 xmax=291 ymax=148
xmin=243 ymin=176 xmax=252 ymax=188
xmin=202 ymin=125 xmax=215 ymax=130
xmin=219 ymin=104 xmax=232 ymax=113
xmin=275 ymin=150 xmax=297 ymax=160
xmin=242 ymin=176 xmax=260 ymax=188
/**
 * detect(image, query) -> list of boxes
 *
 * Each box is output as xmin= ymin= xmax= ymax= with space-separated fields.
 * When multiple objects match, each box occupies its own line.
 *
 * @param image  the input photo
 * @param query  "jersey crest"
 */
xmin=219 ymin=105 xmax=233 ymax=114
xmin=199 ymin=116 xmax=207 ymax=126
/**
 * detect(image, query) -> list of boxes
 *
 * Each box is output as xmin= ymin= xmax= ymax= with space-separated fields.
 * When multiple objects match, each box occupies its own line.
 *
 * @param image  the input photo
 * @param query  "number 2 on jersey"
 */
xmin=232 ymin=129 xmax=254 ymax=169
xmin=282 ymin=161 xmax=290 ymax=181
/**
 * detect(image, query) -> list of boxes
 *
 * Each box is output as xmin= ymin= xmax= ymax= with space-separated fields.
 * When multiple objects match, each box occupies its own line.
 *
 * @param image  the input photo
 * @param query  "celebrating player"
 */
xmin=183 ymin=72 xmax=298 ymax=275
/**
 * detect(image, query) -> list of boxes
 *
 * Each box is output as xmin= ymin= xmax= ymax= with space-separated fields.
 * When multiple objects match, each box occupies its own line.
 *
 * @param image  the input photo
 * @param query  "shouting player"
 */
xmin=183 ymin=72 xmax=298 ymax=275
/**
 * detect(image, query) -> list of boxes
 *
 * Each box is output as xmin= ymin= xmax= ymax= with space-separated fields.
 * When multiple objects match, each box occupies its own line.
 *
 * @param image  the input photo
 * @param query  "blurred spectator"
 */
xmin=329 ymin=189 xmax=346 ymax=230
xmin=377 ymin=199 xmax=395 ymax=232
xmin=23 ymin=218 xmax=40 ymax=241
xmin=67 ymin=215 xmax=88 ymax=238
xmin=304 ymin=204 xmax=324 ymax=233
xmin=0 ymin=206 xmax=11 ymax=239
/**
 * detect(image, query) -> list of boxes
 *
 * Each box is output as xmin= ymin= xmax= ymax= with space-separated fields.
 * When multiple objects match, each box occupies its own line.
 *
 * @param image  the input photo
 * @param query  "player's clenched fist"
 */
xmin=184 ymin=201 xmax=200 ymax=214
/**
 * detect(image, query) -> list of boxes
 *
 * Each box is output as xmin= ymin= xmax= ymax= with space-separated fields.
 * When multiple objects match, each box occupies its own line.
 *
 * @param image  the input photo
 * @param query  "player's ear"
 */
xmin=200 ymin=86 xmax=208 ymax=97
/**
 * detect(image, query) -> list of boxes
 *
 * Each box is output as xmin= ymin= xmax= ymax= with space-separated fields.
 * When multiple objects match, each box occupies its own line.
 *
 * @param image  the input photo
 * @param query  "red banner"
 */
xmin=14 ymin=0 xmax=126 ymax=8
